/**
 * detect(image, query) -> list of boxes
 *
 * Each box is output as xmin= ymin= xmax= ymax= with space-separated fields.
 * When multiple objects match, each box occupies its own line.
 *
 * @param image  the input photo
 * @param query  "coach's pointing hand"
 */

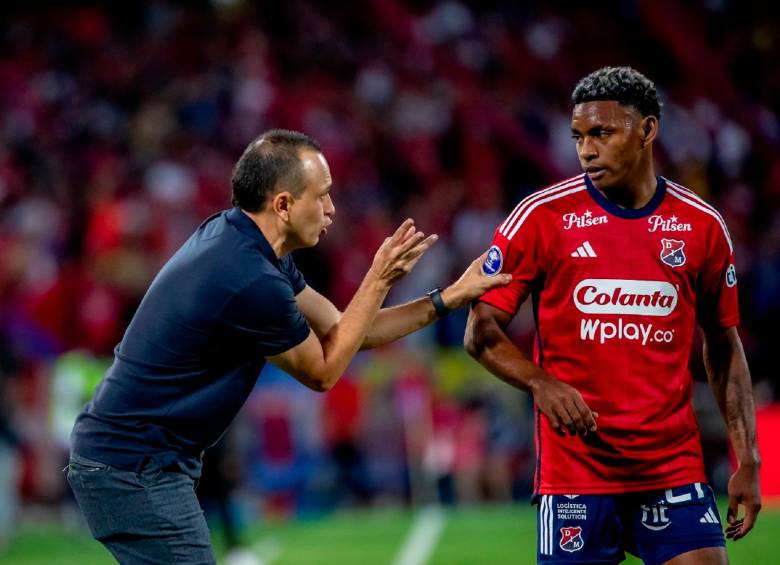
xmin=530 ymin=374 xmax=599 ymax=437
xmin=369 ymin=219 xmax=438 ymax=286
xmin=441 ymin=251 xmax=513 ymax=309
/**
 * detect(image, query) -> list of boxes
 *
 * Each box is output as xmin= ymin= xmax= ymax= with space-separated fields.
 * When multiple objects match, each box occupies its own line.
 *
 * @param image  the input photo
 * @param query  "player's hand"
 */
xmin=368 ymin=219 xmax=438 ymax=287
xmin=441 ymin=251 xmax=513 ymax=309
xmin=530 ymin=374 xmax=598 ymax=437
xmin=725 ymin=461 xmax=761 ymax=541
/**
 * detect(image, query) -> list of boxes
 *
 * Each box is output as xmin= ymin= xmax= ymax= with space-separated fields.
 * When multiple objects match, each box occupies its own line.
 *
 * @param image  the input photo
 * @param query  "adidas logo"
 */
xmin=571 ymin=241 xmax=597 ymax=258
xmin=699 ymin=507 xmax=719 ymax=524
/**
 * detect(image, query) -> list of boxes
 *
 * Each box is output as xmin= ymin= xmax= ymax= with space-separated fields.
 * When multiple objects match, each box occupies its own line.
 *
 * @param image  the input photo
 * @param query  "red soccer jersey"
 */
xmin=479 ymin=174 xmax=739 ymax=494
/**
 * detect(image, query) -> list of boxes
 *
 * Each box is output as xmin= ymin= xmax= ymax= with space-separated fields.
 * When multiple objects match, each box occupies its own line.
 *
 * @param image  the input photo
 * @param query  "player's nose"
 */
xmin=578 ymin=137 xmax=598 ymax=161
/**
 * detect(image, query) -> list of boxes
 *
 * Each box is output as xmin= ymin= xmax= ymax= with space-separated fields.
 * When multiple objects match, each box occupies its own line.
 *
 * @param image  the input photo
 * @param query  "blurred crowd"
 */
xmin=0 ymin=0 xmax=778 ymax=547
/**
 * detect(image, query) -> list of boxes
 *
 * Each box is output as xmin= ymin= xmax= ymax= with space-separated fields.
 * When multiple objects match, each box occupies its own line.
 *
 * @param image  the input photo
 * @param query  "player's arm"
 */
xmin=296 ymin=253 xmax=512 ymax=350
xmin=268 ymin=219 xmax=434 ymax=391
xmin=701 ymin=324 xmax=761 ymax=540
xmin=465 ymin=301 xmax=597 ymax=437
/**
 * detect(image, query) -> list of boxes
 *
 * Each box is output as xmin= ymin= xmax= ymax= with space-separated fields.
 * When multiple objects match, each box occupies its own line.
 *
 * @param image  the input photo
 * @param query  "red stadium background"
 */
xmin=0 ymin=0 xmax=778 ymax=559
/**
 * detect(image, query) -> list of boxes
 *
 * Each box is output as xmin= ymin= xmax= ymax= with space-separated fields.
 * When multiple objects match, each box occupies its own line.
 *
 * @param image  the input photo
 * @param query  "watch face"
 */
xmin=482 ymin=245 xmax=503 ymax=276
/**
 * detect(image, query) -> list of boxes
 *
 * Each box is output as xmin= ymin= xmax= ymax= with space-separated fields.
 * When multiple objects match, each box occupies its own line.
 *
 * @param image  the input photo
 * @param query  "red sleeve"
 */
xmin=479 ymin=212 xmax=546 ymax=315
xmin=696 ymin=219 xmax=740 ymax=329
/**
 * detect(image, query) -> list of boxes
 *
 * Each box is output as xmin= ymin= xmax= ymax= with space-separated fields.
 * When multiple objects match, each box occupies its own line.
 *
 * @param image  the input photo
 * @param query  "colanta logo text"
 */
xmin=573 ymin=279 xmax=677 ymax=317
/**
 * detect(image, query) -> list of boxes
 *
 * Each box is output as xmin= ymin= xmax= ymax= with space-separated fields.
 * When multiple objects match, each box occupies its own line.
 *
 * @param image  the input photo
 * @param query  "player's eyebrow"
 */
xmin=570 ymin=124 xmax=612 ymax=135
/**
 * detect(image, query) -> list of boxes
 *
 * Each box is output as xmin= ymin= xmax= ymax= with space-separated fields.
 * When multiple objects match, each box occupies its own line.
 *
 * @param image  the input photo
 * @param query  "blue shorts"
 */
xmin=536 ymin=482 xmax=725 ymax=565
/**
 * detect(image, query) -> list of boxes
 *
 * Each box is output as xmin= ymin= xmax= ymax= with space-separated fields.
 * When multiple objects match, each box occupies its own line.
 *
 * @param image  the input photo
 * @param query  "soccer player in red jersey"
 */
xmin=465 ymin=67 xmax=761 ymax=565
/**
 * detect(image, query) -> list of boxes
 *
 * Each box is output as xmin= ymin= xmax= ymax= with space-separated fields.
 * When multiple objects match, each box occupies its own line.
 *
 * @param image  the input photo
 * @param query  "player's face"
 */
xmin=571 ymin=101 xmax=648 ymax=190
xmin=288 ymin=149 xmax=335 ymax=248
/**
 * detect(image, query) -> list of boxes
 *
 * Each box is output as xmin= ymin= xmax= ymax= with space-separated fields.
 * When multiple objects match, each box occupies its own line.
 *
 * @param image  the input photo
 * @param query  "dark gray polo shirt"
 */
xmin=71 ymin=207 xmax=310 ymax=477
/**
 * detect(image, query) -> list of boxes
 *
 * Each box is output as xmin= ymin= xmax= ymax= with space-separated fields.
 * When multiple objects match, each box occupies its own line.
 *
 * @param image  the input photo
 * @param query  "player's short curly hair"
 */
xmin=571 ymin=66 xmax=661 ymax=120
xmin=231 ymin=129 xmax=322 ymax=212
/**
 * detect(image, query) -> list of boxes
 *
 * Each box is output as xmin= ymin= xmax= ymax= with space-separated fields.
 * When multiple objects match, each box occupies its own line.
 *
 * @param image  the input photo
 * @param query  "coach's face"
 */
xmin=571 ymin=100 xmax=654 ymax=190
xmin=288 ymin=148 xmax=335 ymax=248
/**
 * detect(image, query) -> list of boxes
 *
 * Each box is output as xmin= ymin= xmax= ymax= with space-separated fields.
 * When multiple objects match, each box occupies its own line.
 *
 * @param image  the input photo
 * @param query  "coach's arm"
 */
xmin=464 ymin=301 xmax=598 ymax=437
xmin=296 ymin=252 xmax=512 ymax=351
xmin=701 ymin=325 xmax=761 ymax=540
xmin=268 ymin=220 xmax=434 ymax=392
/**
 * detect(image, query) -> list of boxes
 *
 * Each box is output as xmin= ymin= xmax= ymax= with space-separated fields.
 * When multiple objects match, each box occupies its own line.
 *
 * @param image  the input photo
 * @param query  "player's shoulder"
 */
xmin=663 ymin=178 xmax=726 ymax=220
xmin=663 ymin=178 xmax=733 ymax=248
xmin=498 ymin=174 xmax=588 ymax=239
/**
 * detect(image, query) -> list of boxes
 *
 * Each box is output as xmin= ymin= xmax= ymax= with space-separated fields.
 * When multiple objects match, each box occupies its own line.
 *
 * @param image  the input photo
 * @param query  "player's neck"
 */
xmin=600 ymin=166 xmax=658 ymax=210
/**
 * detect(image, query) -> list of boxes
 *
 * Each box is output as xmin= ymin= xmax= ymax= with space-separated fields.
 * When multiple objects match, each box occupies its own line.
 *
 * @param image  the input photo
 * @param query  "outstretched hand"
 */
xmin=725 ymin=462 xmax=761 ymax=540
xmin=369 ymin=219 xmax=438 ymax=287
xmin=441 ymin=250 xmax=513 ymax=310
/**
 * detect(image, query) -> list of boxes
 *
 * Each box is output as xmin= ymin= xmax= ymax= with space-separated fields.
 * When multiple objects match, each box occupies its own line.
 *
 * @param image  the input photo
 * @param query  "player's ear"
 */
xmin=640 ymin=116 xmax=658 ymax=147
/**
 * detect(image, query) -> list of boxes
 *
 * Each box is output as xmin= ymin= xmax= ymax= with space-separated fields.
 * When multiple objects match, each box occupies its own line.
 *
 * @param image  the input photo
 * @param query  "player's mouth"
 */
xmin=585 ymin=166 xmax=607 ymax=181
xmin=321 ymin=220 xmax=332 ymax=235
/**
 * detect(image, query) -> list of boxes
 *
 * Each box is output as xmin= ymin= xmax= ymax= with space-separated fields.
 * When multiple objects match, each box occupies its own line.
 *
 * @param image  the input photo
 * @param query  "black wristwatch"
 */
xmin=426 ymin=287 xmax=451 ymax=318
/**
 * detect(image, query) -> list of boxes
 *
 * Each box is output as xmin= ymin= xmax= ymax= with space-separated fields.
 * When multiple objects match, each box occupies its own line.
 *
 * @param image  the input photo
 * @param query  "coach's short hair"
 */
xmin=231 ymin=129 xmax=322 ymax=212
xmin=571 ymin=66 xmax=661 ymax=120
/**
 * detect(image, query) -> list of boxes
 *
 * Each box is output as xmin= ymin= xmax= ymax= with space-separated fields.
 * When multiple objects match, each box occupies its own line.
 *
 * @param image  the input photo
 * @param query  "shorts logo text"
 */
xmin=556 ymin=501 xmax=587 ymax=521
xmin=640 ymin=503 xmax=671 ymax=531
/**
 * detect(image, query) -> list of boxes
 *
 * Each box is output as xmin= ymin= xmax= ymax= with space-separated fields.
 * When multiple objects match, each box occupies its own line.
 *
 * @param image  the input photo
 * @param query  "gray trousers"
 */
xmin=67 ymin=452 xmax=216 ymax=564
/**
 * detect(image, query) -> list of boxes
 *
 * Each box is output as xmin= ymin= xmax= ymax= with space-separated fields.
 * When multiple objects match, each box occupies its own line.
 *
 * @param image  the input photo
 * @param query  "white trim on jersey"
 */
xmin=539 ymin=495 xmax=554 ymax=555
xmin=506 ymin=182 xmax=587 ymax=240
xmin=666 ymin=179 xmax=732 ymax=234
xmin=499 ymin=175 xmax=584 ymax=237
xmin=664 ymin=180 xmax=734 ymax=253
xmin=570 ymin=241 xmax=597 ymax=257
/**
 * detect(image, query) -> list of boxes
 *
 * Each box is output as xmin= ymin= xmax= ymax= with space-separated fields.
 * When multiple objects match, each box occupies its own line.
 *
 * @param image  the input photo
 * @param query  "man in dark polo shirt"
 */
xmin=67 ymin=129 xmax=510 ymax=564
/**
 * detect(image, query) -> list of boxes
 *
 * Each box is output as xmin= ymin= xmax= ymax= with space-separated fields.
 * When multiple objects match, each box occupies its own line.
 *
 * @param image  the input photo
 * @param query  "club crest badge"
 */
xmin=559 ymin=526 xmax=584 ymax=553
xmin=660 ymin=238 xmax=686 ymax=268
xmin=482 ymin=245 xmax=503 ymax=276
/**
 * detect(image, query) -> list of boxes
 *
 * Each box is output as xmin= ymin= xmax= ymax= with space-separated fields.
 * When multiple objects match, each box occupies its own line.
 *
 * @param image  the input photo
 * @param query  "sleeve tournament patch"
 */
xmin=482 ymin=245 xmax=503 ymax=276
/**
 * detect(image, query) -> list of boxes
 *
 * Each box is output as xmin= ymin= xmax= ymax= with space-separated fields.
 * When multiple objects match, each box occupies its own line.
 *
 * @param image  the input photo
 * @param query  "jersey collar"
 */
xmin=225 ymin=207 xmax=280 ymax=266
xmin=584 ymin=174 xmax=666 ymax=219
